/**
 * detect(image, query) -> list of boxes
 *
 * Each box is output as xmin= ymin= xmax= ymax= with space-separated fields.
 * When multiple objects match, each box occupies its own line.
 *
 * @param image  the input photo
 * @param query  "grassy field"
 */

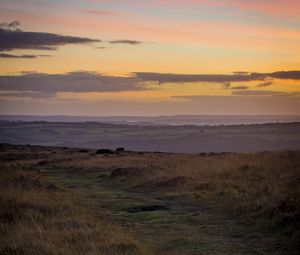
xmin=0 ymin=145 xmax=152 ymax=255
xmin=1 ymin=144 xmax=299 ymax=254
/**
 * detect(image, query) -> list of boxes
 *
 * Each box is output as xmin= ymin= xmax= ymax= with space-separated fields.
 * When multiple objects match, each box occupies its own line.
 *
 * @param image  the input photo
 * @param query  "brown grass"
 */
xmin=1 ymin=144 xmax=299 ymax=254
xmin=59 ymin=150 xmax=300 ymax=251
xmin=0 ymin=151 xmax=151 ymax=255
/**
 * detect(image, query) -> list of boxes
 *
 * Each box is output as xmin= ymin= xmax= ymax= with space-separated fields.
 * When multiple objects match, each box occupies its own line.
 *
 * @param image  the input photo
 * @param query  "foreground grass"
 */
xmin=0 ymin=146 xmax=150 ymax=255
xmin=54 ymin=149 xmax=300 ymax=254
xmin=0 ymin=144 xmax=299 ymax=254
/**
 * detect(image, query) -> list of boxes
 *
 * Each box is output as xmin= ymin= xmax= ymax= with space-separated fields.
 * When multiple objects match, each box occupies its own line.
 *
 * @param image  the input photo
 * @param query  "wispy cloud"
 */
xmin=0 ymin=21 xmax=21 ymax=30
xmin=222 ymin=83 xmax=248 ymax=90
xmin=85 ymin=9 xmax=125 ymax=16
xmin=0 ymin=53 xmax=51 ymax=59
xmin=109 ymin=40 xmax=143 ymax=45
xmin=256 ymin=79 xmax=273 ymax=88
xmin=231 ymin=90 xmax=294 ymax=96
xmin=94 ymin=46 xmax=108 ymax=49
xmin=135 ymin=71 xmax=300 ymax=84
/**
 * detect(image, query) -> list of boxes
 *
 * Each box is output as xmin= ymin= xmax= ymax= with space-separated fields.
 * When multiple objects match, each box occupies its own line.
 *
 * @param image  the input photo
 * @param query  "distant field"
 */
xmin=0 ymin=121 xmax=300 ymax=152
xmin=1 ymin=144 xmax=299 ymax=255
xmin=1 ymin=114 xmax=300 ymax=126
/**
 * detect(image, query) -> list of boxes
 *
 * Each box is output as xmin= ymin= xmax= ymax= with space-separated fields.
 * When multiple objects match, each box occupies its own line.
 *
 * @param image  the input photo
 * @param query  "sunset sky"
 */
xmin=1 ymin=0 xmax=300 ymax=115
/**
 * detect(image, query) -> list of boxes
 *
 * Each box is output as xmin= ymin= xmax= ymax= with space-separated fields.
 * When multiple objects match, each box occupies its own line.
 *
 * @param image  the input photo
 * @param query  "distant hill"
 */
xmin=1 ymin=114 xmax=300 ymax=126
xmin=0 ymin=120 xmax=299 ymax=153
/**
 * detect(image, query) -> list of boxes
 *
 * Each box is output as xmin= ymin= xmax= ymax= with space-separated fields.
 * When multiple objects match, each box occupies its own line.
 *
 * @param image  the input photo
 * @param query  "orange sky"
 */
xmin=0 ymin=0 xmax=300 ymax=115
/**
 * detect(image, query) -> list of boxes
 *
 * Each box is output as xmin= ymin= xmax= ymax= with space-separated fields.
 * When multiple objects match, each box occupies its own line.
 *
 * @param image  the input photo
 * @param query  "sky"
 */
xmin=0 ymin=0 xmax=300 ymax=116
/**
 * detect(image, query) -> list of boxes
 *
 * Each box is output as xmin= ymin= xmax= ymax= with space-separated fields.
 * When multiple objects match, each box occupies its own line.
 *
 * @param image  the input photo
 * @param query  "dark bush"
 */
xmin=116 ymin=147 xmax=125 ymax=152
xmin=96 ymin=149 xmax=113 ymax=154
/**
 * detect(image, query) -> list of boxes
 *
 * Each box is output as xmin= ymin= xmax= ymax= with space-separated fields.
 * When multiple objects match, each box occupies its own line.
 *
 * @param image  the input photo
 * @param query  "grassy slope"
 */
xmin=1 ymin=144 xmax=299 ymax=254
xmin=0 ymin=145 xmax=151 ymax=255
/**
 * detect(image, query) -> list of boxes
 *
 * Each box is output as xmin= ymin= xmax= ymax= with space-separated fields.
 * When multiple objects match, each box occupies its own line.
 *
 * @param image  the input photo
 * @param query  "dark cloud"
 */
xmin=271 ymin=71 xmax=300 ymax=79
xmin=109 ymin=40 xmax=142 ymax=45
xmin=251 ymin=71 xmax=300 ymax=80
xmin=0 ymin=71 xmax=143 ymax=95
xmin=230 ymin=86 xmax=248 ymax=90
xmin=0 ymin=53 xmax=51 ymax=59
xmin=0 ymin=21 xmax=101 ymax=52
xmin=231 ymin=90 xmax=287 ymax=96
xmin=1 ymin=70 xmax=299 ymax=101
xmin=135 ymin=71 xmax=300 ymax=84
xmin=0 ymin=91 xmax=54 ymax=99
xmin=135 ymin=72 xmax=255 ymax=84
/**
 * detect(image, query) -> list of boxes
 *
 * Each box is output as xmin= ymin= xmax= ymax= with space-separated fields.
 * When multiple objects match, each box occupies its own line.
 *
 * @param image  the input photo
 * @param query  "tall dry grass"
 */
xmin=0 ymin=155 xmax=151 ymax=255
xmin=59 ymin=151 xmax=300 ymax=251
xmin=1 ymin=144 xmax=299 ymax=254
